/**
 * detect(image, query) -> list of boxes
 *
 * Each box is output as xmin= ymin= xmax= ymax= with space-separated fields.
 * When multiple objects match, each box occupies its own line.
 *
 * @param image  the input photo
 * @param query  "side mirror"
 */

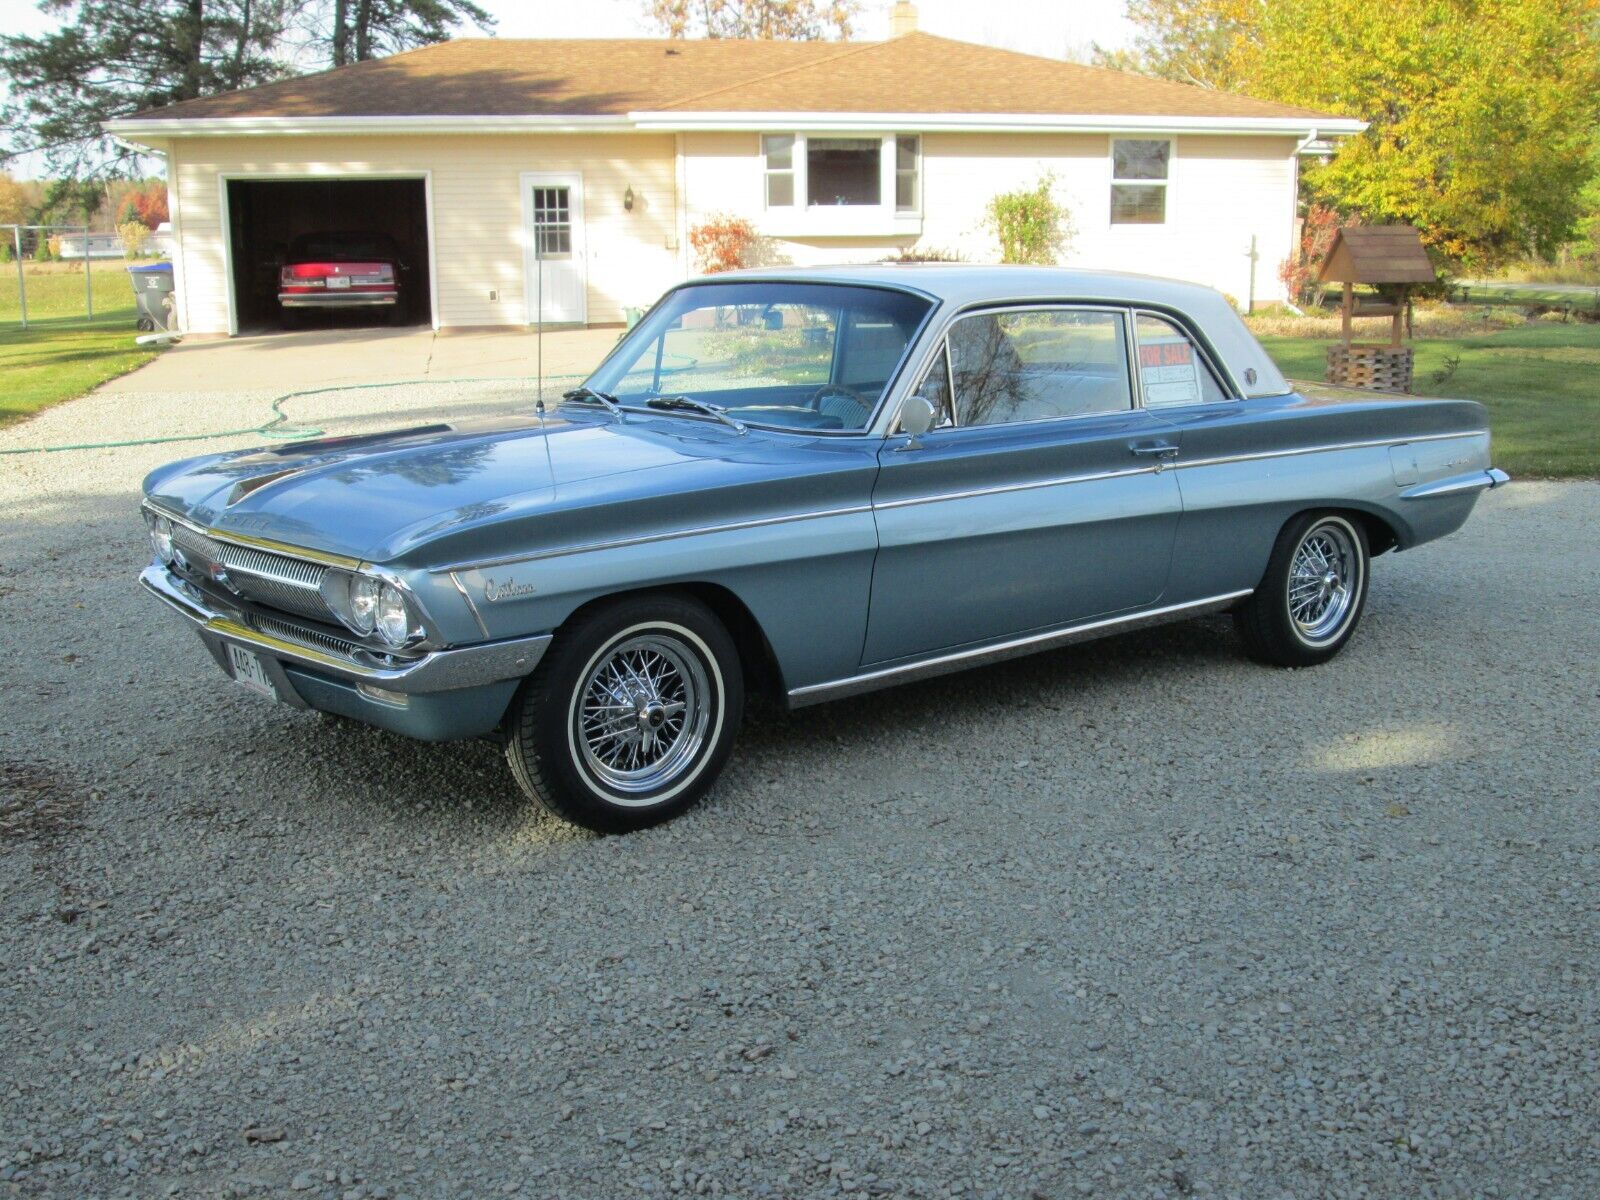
xmin=898 ymin=394 xmax=937 ymax=438
xmin=763 ymin=309 xmax=784 ymax=331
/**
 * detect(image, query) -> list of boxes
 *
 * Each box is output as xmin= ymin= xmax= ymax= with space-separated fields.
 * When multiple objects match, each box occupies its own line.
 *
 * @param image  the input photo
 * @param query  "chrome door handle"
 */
xmin=1129 ymin=441 xmax=1179 ymax=459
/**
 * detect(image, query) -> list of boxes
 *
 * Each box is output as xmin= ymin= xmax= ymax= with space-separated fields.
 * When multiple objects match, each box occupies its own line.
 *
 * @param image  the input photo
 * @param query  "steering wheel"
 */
xmin=807 ymin=384 xmax=869 ymax=424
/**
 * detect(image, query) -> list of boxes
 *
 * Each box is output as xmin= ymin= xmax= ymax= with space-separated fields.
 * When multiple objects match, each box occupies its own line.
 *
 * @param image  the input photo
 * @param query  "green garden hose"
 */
xmin=0 ymin=373 xmax=584 ymax=457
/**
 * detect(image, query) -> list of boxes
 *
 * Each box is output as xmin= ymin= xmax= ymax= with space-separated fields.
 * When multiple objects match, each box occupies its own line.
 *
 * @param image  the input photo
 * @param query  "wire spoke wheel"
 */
xmin=1286 ymin=522 xmax=1360 ymax=644
xmin=572 ymin=632 xmax=712 ymax=802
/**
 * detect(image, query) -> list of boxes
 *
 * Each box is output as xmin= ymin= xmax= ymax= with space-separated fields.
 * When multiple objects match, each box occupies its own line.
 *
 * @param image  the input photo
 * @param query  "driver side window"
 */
xmin=910 ymin=343 xmax=954 ymax=429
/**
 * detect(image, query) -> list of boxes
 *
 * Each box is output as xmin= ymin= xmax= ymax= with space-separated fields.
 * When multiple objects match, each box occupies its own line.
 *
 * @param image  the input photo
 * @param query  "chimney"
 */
xmin=890 ymin=1 xmax=918 ymax=36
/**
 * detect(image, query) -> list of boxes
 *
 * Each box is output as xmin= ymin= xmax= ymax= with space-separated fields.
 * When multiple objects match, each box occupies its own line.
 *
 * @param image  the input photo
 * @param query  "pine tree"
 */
xmin=0 ymin=0 xmax=296 ymax=177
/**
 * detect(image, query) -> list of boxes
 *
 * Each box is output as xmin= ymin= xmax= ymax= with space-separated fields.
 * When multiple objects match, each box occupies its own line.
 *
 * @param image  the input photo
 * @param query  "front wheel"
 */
xmin=504 ymin=595 xmax=744 ymax=833
xmin=1235 ymin=512 xmax=1370 ymax=667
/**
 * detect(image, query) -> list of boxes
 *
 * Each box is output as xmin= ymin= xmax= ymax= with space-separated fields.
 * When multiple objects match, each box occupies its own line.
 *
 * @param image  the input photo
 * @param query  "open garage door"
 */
xmin=225 ymin=178 xmax=432 ymax=333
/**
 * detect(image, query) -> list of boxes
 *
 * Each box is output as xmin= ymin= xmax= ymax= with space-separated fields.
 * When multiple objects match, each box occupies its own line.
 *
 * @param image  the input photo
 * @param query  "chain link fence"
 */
xmin=2 ymin=223 xmax=165 ymax=330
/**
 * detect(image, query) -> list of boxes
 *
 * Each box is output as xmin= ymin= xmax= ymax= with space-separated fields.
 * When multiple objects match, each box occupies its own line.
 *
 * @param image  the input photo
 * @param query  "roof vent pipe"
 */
xmin=890 ymin=2 xmax=918 ymax=36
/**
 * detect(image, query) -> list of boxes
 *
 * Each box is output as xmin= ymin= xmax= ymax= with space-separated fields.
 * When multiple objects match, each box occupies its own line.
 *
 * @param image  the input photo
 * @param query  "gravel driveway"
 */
xmin=2 ymin=379 xmax=1597 ymax=1199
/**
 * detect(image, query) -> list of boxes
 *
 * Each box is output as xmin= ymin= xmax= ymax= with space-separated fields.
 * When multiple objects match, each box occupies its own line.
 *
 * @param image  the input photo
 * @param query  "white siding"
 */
xmin=166 ymin=128 xmax=1299 ymax=334
xmin=167 ymin=133 xmax=680 ymax=334
xmin=682 ymin=131 xmax=1299 ymax=304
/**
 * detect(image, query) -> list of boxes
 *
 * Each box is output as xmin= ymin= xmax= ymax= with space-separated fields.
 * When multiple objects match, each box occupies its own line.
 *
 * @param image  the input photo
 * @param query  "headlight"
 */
xmin=149 ymin=515 xmax=174 ymax=564
xmin=348 ymin=575 xmax=380 ymax=635
xmin=375 ymin=583 xmax=414 ymax=647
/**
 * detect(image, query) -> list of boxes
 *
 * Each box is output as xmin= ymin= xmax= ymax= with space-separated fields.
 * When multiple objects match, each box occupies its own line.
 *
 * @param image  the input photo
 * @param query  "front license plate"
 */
xmin=326 ymin=275 xmax=351 ymax=289
xmin=227 ymin=644 xmax=277 ymax=698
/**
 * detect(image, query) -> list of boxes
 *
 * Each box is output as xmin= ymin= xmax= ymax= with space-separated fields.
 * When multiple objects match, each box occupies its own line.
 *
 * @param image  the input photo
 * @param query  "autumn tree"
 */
xmin=0 ymin=174 xmax=30 ymax=227
xmin=648 ymin=0 xmax=859 ymax=39
xmin=1106 ymin=0 xmax=1600 ymax=270
xmin=1092 ymin=0 xmax=1261 ymax=90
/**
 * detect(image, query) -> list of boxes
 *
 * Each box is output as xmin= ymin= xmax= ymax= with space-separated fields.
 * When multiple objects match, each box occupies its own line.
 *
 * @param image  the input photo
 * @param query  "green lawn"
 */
xmin=1259 ymin=322 xmax=1600 ymax=478
xmin=0 ymin=262 xmax=161 ymax=427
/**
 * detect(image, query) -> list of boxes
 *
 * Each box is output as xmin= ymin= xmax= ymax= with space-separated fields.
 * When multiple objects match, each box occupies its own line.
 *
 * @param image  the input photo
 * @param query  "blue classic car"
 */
xmin=140 ymin=266 xmax=1507 ymax=831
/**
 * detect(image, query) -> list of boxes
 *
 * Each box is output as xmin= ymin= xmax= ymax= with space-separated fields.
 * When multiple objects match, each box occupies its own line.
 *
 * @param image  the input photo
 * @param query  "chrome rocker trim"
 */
xmin=1401 ymin=467 xmax=1510 ymax=500
xmin=141 ymin=564 xmax=550 ymax=694
xmin=787 ymin=589 xmax=1253 ymax=707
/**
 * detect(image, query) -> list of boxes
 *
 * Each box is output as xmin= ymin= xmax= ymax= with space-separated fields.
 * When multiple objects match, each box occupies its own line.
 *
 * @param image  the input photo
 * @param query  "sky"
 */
xmin=0 ymin=0 xmax=1138 ymax=54
xmin=0 ymin=0 xmax=1139 ymax=176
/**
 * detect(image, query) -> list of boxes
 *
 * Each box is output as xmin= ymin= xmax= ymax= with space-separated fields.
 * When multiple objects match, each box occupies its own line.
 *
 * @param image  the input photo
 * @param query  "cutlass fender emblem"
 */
xmin=482 ymin=577 xmax=537 ymax=602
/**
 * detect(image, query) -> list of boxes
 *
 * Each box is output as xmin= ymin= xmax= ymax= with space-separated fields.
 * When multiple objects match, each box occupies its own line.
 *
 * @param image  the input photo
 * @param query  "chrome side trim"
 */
xmin=144 ymin=500 xmax=363 ymax=570
xmin=142 ymin=564 xmax=549 ymax=694
xmin=449 ymin=570 xmax=492 ymax=639
xmin=875 ymin=463 xmax=1158 ymax=510
xmin=431 ymin=503 xmax=874 ymax=574
xmin=1177 ymin=430 xmax=1487 ymax=471
xmin=1401 ymin=467 xmax=1510 ymax=500
xmin=787 ymin=589 xmax=1253 ymax=707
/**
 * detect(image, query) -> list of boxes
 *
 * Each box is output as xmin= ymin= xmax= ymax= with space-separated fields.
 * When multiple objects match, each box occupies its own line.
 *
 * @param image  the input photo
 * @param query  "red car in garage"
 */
xmin=278 ymin=231 xmax=405 ymax=325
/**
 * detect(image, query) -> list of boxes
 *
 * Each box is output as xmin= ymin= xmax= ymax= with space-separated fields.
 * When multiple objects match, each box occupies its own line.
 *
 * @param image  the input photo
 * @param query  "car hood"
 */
xmin=142 ymin=409 xmax=785 ymax=563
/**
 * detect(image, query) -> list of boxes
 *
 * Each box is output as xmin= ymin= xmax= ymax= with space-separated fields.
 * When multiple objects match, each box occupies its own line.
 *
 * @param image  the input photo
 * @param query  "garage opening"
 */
xmin=226 ymin=178 xmax=432 ymax=333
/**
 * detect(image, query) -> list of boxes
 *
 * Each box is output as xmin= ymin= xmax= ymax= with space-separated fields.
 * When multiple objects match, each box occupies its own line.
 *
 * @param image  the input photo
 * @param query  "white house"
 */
xmin=106 ymin=12 xmax=1360 ymax=337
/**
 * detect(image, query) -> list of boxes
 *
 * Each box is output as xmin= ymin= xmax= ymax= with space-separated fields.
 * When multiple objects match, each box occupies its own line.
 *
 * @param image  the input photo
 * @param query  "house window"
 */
xmin=895 ymin=135 xmax=920 ymax=211
xmin=763 ymin=135 xmax=795 ymax=207
xmin=808 ymin=137 xmax=880 ymax=205
xmin=1111 ymin=138 xmax=1170 ymax=225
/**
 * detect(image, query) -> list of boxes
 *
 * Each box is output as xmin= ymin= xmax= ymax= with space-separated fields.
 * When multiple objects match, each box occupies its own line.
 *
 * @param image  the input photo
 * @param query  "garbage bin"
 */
xmin=127 ymin=261 xmax=175 ymax=332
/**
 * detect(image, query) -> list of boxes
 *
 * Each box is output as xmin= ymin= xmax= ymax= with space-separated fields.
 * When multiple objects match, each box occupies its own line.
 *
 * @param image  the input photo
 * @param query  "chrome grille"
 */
xmin=169 ymin=521 xmax=335 ymax=623
xmin=251 ymin=614 xmax=366 ymax=661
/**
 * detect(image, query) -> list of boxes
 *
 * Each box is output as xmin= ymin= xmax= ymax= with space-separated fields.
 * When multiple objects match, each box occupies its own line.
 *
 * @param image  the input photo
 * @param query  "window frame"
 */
xmin=1109 ymin=137 xmax=1173 ymax=227
xmin=894 ymin=133 xmax=921 ymax=213
xmin=757 ymin=132 xmax=922 ymax=216
xmin=762 ymin=134 xmax=797 ymax=209
xmin=906 ymin=303 xmax=1139 ymax=432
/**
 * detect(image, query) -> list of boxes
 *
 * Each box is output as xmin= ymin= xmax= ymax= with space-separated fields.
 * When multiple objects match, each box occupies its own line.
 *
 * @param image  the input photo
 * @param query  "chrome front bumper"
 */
xmin=140 ymin=564 xmax=550 ymax=695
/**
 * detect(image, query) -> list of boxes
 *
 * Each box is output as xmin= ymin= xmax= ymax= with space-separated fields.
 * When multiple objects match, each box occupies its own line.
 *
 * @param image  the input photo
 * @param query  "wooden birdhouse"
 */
xmin=1317 ymin=224 xmax=1435 ymax=392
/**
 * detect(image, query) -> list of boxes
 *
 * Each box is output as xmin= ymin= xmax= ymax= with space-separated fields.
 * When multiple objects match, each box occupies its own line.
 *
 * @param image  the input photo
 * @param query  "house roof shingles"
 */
xmin=131 ymin=33 xmax=1342 ymax=123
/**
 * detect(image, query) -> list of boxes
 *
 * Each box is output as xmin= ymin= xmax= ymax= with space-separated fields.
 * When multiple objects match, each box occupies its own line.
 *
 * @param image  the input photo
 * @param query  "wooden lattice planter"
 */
xmin=1325 ymin=343 xmax=1414 ymax=393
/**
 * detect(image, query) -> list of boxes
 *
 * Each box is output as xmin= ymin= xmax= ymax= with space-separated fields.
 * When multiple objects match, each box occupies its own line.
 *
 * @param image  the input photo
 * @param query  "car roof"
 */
xmin=692 ymin=263 xmax=1290 ymax=398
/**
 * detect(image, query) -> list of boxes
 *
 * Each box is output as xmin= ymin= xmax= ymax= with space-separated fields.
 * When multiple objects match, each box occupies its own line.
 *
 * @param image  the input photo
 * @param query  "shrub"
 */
xmin=985 ymin=174 xmax=1072 ymax=265
xmin=688 ymin=215 xmax=758 ymax=274
xmin=883 ymin=245 xmax=965 ymax=263
xmin=1278 ymin=203 xmax=1345 ymax=307
xmin=118 ymin=220 xmax=151 ymax=257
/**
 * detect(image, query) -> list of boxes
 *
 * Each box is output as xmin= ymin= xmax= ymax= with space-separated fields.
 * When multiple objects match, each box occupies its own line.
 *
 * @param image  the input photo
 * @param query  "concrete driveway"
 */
xmin=107 ymin=324 xmax=627 ymax=394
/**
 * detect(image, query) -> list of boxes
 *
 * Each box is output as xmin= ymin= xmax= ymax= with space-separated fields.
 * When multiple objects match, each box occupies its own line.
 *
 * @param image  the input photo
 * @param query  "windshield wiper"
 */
xmin=562 ymin=386 xmax=625 ymax=422
xmin=645 ymin=395 xmax=747 ymax=435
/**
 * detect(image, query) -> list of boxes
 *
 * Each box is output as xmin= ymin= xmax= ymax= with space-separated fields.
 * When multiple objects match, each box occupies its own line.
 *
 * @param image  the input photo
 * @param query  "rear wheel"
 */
xmin=504 ymin=595 xmax=744 ymax=833
xmin=1235 ymin=512 xmax=1369 ymax=667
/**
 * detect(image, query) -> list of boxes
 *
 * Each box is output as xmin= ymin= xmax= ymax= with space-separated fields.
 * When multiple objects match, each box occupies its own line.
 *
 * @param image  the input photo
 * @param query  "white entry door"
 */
xmin=521 ymin=173 xmax=587 ymax=324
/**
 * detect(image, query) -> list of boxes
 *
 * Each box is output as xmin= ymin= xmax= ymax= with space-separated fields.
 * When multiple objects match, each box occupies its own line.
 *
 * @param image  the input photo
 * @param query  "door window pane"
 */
xmin=808 ymin=137 xmax=880 ymax=206
xmin=907 ymin=342 xmax=953 ymax=429
xmin=948 ymin=309 xmax=1131 ymax=426
xmin=1134 ymin=313 xmax=1228 ymax=406
xmin=532 ymin=186 xmax=572 ymax=257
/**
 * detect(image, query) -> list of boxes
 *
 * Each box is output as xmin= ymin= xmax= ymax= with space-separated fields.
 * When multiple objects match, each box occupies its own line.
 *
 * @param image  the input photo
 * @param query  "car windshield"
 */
xmin=289 ymin=232 xmax=398 ymax=262
xmin=582 ymin=281 xmax=934 ymax=433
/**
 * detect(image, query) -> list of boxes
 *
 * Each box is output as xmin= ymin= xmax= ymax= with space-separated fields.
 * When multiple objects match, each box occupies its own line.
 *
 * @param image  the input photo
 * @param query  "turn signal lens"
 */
xmin=150 ymin=515 xmax=175 ymax=564
xmin=348 ymin=575 xmax=380 ymax=635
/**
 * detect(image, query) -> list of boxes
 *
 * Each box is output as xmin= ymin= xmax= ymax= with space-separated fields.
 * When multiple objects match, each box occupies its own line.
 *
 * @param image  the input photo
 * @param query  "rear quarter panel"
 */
xmin=1156 ymin=384 xmax=1491 ymax=600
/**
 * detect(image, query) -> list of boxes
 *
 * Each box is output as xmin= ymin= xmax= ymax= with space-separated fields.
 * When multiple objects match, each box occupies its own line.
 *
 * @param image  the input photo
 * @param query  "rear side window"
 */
xmin=1134 ymin=313 xmax=1229 ymax=407
xmin=947 ymin=308 xmax=1132 ymax=427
